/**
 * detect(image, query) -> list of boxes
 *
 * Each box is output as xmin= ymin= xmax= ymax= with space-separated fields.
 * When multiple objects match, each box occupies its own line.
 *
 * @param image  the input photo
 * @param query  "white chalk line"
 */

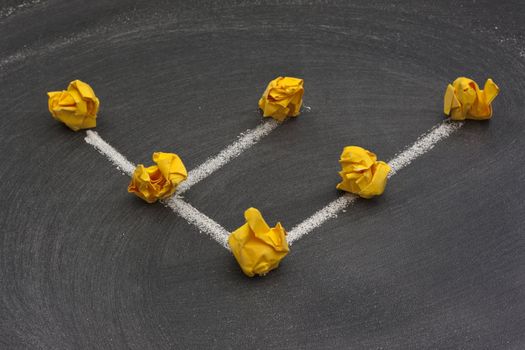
xmin=85 ymin=130 xmax=136 ymax=176
xmin=387 ymin=121 xmax=464 ymax=177
xmin=88 ymin=118 xmax=280 ymax=193
xmin=177 ymin=119 xmax=279 ymax=194
xmin=287 ymin=121 xmax=464 ymax=244
xmin=164 ymin=197 xmax=230 ymax=249
xmin=177 ymin=106 xmax=313 ymax=194
xmin=287 ymin=194 xmax=358 ymax=244
xmin=84 ymin=130 xmax=230 ymax=248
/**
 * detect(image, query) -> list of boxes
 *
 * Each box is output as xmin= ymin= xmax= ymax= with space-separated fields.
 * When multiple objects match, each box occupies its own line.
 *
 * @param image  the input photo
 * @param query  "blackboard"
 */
xmin=1 ymin=1 xmax=524 ymax=348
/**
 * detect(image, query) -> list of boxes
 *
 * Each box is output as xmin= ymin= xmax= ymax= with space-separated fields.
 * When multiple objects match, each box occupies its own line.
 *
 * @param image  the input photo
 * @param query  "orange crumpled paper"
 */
xmin=128 ymin=152 xmax=187 ymax=203
xmin=444 ymin=77 xmax=499 ymax=120
xmin=336 ymin=146 xmax=391 ymax=199
xmin=258 ymin=76 xmax=304 ymax=122
xmin=228 ymin=207 xmax=289 ymax=277
xmin=47 ymin=80 xmax=100 ymax=131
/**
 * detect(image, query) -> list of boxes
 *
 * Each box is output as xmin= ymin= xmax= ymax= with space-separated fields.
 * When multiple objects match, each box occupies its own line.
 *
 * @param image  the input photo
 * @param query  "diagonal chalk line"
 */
xmin=177 ymin=105 xmax=312 ymax=193
xmin=286 ymin=120 xmax=464 ymax=244
xmin=85 ymin=130 xmax=136 ymax=176
xmin=386 ymin=121 xmax=464 ymax=177
xmin=85 ymin=130 xmax=230 ymax=249
xmin=164 ymin=197 xmax=230 ymax=249
xmin=177 ymin=119 xmax=279 ymax=194
xmin=287 ymin=193 xmax=358 ymax=244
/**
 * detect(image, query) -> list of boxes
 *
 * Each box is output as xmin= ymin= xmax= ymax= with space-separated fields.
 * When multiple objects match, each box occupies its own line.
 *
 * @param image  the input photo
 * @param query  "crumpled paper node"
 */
xmin=47 ymin=80 xmax=100 ymax=131
xmin=228 ymin=207 xmax=289 ymax=277
xmin=444 ymin=77 xmax=499 ymax=120
xmin=128 ymin=152 xmax=187 ymax=203
xmin=258 ymin=76 xmax=304 ymax=122
xmin=336 ymin=146 xmax=391 ymax=199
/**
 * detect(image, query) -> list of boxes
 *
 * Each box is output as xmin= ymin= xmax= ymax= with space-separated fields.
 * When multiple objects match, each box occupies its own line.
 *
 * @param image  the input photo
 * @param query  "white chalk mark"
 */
xmin=0 ymin=0 xmax=42 ymax=19
xmin=387 ymin=121 xmax=464 ymax=177
xmin=287 ymin=121 xmax=464 ymax=244
xmin=177 ymin=119 xmax=279 ymax=194
xmin=164 ymin=197 xmax=230 ymax=249
xmin=287 ymin=194 xmax=357 ymax=244
xmin=85 ymin=130 xmax=230 ymax=249
xmin=85 ymin=130 xmax=136 ymax=176
xmin=0 ymin=52 xmax=26 ymax=69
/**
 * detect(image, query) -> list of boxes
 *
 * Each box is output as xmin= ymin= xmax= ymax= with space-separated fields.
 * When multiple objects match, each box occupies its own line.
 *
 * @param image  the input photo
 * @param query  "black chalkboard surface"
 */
xmin=1 ymin=1 xmax=524 ymax=349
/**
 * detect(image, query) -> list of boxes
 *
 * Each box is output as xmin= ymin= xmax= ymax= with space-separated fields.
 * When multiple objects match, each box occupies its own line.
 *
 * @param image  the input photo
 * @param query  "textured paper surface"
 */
xmin=336 ymin=146 xmax=391 ymax=198
xmin=258 ymin=76 xmax=304 ymax=122
xmin=47 ymin=80 xmax=100 ymax=131
xmin=128 ymin=152 xmax=187 ymax=203
xmin=444 ymin=77 xmax=499 ymax=120
xmin=228 ymin=207 xmax=289 ymax=277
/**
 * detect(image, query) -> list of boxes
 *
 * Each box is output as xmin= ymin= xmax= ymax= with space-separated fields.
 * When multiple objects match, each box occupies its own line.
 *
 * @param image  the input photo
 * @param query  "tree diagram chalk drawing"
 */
xmin=85 ymin=119 xmax=463 ymax=250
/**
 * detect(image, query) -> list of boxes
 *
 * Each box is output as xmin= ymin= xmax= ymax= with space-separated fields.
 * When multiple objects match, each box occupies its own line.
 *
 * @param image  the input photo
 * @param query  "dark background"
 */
xmin=1 ymin=0 xmax=524 ymax=348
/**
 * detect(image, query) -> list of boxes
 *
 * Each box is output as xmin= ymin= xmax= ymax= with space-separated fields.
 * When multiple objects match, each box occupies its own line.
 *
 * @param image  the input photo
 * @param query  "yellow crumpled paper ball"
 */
xmin=336 ymin=146 xmax=391 ymax=199
xmin=444 ymin=77 xmax=499 ymax=120
xmin=47 ymin=80 xmax=100 ymax=131
xmin=258 ymin=76 xmax=304 ymax=122
xmin=228 ymin=207 xmax=289 ymax=277
xmin=128 ymin=152 xmax=187 ymax=203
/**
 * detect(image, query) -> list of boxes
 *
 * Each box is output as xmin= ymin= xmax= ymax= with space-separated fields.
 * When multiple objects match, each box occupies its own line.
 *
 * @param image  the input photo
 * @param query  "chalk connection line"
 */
xmin=85 ymin=130 xmax=135 ymax=176
xmin=86 ymin=130 xmax=231 ymax=249
xmin=286 ymin=121 xmax=464 ymax=243
xmin=177 ymin=119 xmax=279 ymax=194
xmin=85 ymin=120 xmax=463 ymax=250
xmin=163 ymin=197 xmax=230 ymax=249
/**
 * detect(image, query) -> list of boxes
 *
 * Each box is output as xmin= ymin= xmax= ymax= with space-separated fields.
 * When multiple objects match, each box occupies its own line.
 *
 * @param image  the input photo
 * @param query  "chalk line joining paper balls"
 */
xmin=387 ymin=121 xmax=464 ymax=177
xmin=85 ymin=130 xmax=231 ymax=248
xmin=164 ymin=197 xmax=230 ymax=249
xmin=177 ymin=119 xmax=279 ymax=194
xmin=86 ymin=119 xmax=463 ymax=249
xmin=287 ymin=194 xmax=358 ymax=244
xmin=85 ymin=130 xmax=136 ymax=176
xmin=286 ymin=121 xmax=464 ymax=244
